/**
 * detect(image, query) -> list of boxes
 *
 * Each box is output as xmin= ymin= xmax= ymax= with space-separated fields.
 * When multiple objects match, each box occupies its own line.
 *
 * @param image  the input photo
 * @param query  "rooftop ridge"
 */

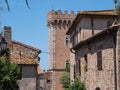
xmin=48 ymin=10 xmax=75 ymax=16
xmin=12 ymin=40 xmax=41 ymax=53
xmin=47 ymin=10 xmax=76 ymax=21
xmin=47 ymin=10 xmax=76 ymax=27
xmin=78 ymin=9 xmax=115 ymax=15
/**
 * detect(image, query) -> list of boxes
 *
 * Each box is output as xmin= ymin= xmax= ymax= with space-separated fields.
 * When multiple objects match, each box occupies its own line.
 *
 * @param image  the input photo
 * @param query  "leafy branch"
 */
xmin=4 ymin=0 xmax=30 ymax=11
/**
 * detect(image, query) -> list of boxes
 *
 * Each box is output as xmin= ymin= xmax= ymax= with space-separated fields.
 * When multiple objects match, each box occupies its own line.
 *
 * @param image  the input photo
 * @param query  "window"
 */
xmin=67 ymin=21 xmax=71 ymax=28
xmin=75 ymin=30 xmax=78 ymax=45
xmin=66 ymin=60 xmax=70 ymax=72
xmin=74 ymin=64 xmax=76 ymax=79
xmin=47 ymin=79 xmax=51 ymax=84
xmin=97 ymin=51 xmax=102 ymax=70
xmin=78 ymin=60 xmax=81 ymax=76
xmin=84 ymin=55 xmax=88 ymax=72
xmin=79 ymin=27 xmax=81 ymax=41
xmin=75 ymin=59 xmax=81 ymax=76
xmin=71 ymin=29 xmax=79 ymax=47
xmin=95 ymin=87 xmax=101 ymax=90
xmin=70 ymin=35 xmax=75 ymax=47
xmin=65 ymin=37 xmax=69 ymax=47
xmin=72 ymin=36 xmax=75 ymax=47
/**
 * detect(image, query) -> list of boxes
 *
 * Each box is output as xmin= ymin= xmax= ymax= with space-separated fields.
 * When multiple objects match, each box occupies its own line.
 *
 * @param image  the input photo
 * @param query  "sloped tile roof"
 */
xmin=66 ymin=10 xmax=116 ymax=35
xmin=10 ymin=53 xmax=38 ymax=64
xmin=78 ymin=9 xmax=115 ymax=15
xmin=12 ymin=40 xmax=41 ymax=59
xmin=37 ymin=65 xmax=44 ymax=74
xmin=72 ymin=24 xmax=120 ymax=51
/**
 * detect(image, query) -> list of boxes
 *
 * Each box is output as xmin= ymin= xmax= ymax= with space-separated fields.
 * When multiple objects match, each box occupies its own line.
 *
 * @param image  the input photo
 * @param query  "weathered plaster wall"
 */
xmin=75 ymin=31 xmax=116 ymax=90
xmin=77 ymin=17 xmax=114 ymax=41
xmin=17 ymin=65 xmax=37 ymax=90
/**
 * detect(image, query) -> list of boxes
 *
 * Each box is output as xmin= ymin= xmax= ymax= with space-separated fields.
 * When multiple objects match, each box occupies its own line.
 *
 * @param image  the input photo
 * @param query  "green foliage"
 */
xmin=60 ymin=63 xmax=70 ymax=88
xmin=0 ymin=49 xmax=20 ymax=90
xmin=60 ymin=72 xmax=70 ymax=88
xmin=66 ymin=63 xmax=70 ymax=72
xmin=69 ymin=78 xmax=86 ymax=90
xmin=0 ymin=48 xmax=10 ymax=60
xmin=60 ymin=63 xmax=86 ymax=90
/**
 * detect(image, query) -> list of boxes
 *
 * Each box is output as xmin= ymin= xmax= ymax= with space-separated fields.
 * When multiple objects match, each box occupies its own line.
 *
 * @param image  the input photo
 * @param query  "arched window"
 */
xmin=58 ymin=20 xmax=62 ymax=28
xmin=95 ymin=87 xmax=101 ymax=90
xmin=67 ymin=20 xmax=71 ymax=28
xmin=63 ymin=20 xmax=66 ymax=28
xmin=65 ymin=37 xmax=69 ymax=47
xmin=65 ymin=60 xmax=70 ymax=72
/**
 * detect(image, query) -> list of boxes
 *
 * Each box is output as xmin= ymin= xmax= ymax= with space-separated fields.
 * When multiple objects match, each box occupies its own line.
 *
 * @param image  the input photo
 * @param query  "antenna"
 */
xmin=114 ymin=0 xmax=117 ymax=14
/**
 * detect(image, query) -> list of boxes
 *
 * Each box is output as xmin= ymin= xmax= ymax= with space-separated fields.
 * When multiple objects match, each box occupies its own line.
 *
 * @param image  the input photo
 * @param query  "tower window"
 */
xmin=95 ymin=87 xmax=101 ymax=90
xmin=65 ymin=60 xmax=70 ymax=72
xmin=65 ymin=37 xmax=69 ymax=47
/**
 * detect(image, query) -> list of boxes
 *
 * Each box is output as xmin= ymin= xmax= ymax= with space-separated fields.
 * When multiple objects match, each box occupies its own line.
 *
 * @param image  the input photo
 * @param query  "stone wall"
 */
xmin=75 ymin=30 xmax=116 ymax=90
xmin=38 ymin=71 xmax=52 ymax=90
xmin=12 ymin=41 xmax=40 ymax=59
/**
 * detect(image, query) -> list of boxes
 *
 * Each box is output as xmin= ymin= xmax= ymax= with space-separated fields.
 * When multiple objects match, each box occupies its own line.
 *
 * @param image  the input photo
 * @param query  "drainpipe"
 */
xmin=114 ymin=0 xmax=117 ymax=14
xmin=70 ymin=48 xmax=75 ymax=54
xmin=91 ymin=15 xmax=94 ymax=35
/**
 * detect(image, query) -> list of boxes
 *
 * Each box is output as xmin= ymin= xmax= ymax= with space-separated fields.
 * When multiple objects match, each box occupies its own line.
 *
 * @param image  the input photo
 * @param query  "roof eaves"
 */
xmin=12 ymin=40 xmax=41 ymax=53
xmin=66 ymin=14 xmax=82 ymax=35
xmin=72 ymin=24 xmax=120 ymax=51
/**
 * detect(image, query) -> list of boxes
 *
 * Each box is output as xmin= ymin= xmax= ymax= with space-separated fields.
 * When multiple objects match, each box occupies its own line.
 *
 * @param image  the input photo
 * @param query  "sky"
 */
xmin=0 ymin=0 xmax=115 ymax=70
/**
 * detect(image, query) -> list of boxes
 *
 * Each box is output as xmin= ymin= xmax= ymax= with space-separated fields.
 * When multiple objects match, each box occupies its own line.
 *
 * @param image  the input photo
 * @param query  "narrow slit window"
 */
xmin=97 ymin=51 xmax=102 ymax=70
xmin=65 ymin=37 xmax=69 ymax=47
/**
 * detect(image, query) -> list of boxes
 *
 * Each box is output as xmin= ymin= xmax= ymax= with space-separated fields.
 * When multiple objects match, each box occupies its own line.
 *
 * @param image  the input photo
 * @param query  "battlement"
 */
xmin=47 ymin=10 xmax=76 ymax=28
xmin=48 ymin=10 xmax=75 ymax=18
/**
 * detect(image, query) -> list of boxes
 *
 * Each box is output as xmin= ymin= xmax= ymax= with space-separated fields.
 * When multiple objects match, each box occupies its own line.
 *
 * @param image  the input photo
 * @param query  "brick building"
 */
xmin=3 ymin=26 xmax=41 ymax=90
xmin=66 ymin=10 xmax=120 ymax=90
xmin=47 ymin=10 xmax=75 ymax=90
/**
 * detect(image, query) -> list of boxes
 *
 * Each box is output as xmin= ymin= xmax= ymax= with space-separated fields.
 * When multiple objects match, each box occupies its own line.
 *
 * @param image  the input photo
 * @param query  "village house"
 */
xmin=3 ymin=26 xmax=41 ymax=90
xmin=66 ymin=10 xmax=120 ymax=90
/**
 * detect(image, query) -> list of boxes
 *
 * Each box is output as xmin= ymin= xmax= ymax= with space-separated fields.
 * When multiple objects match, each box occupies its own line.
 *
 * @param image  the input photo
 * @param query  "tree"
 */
xmin=60 ymin=71 xmax=70 ymax=89
xmin=69 ymin=78 xmax=86 ymax=90
xmin=3 ymin=0 xmax=30 ymax=11
xmin=0 ymin=49 xmax=20 ymax=90
xmin=60 ymin=63 xmax=70 ymax=89
xmin=60 ymin=63 xmax=86 ymax=90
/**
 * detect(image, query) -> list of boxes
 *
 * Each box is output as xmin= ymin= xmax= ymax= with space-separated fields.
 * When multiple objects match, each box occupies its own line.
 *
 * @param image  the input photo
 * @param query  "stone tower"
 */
xmin=47 ymin=10 xmax=75 ymax=90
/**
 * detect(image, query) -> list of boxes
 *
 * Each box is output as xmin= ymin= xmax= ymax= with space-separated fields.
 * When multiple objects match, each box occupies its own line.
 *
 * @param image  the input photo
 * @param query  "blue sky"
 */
xmin=0 ymin=0 xmax=115 ymax=70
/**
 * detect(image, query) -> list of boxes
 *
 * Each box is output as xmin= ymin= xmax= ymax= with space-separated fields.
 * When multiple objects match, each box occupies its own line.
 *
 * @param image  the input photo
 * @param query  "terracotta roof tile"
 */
xmin=12 ymin=40 xmax=41 ymax=53
xmin=78 ymin=10 xmax=115 ymax=15
xmin=10 ymin=53 xmax=38 ymax=64
xmin=37 ymin=66 xmax=44 ymax=74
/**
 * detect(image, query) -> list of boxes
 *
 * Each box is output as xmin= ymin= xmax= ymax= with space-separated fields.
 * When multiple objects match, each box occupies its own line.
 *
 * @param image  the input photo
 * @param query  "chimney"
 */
xmin=4 ymin=26 xmax=12 ymax=41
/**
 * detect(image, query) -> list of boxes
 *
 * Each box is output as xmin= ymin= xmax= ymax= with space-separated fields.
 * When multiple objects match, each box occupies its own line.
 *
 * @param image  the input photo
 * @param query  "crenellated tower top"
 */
xmin=47 ymin=10 xmax=76 ymax=28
